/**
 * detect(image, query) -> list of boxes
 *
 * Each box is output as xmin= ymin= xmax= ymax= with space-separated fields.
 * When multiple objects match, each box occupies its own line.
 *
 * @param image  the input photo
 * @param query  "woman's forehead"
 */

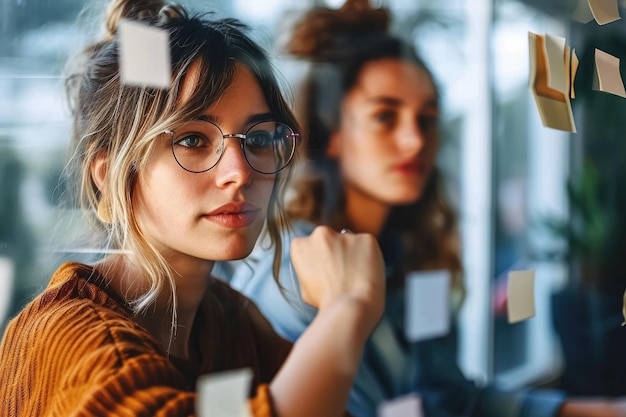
xmin=349 ymin=59 xmax=437 ymax=105
xmin=358 ymin=59 xmax=432 ymax=89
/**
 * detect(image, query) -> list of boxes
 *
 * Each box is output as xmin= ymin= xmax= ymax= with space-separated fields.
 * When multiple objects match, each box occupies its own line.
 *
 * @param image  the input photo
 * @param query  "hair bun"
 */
xmin=157 ymin=4 xmax=187 ymax=23
xmin=286 ymin=0 xmax=390 ymax=61
xmin=104 ymin=0 xmax=185 ymax=40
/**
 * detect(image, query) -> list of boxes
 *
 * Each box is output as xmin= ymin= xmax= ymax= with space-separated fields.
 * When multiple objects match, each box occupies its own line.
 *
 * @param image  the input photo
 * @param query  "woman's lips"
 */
xmin=204 ymin=211 xmax=259 ymax=228
xmin=393 ymin=160 xmax=426 ymax=175
xmin=204 ymin=202 xmax=260 ymax=228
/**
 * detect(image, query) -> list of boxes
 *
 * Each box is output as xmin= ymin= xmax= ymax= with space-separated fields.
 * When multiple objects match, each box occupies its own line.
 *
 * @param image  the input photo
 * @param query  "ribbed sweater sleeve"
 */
xmin=0 ymin=263 xmax=276 ymax=417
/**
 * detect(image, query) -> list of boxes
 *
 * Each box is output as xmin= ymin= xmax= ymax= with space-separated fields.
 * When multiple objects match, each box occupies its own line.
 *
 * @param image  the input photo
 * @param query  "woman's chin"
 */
xmin=219 ymin=245 xmax=256 ymax=261
xmin=384 ymin=190 xmax=423 ymax=206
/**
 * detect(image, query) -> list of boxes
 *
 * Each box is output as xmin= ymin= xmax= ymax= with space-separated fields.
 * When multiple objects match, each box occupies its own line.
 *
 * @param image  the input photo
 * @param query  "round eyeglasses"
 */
xmin=164 ymin=120 xmax=299 ymax=175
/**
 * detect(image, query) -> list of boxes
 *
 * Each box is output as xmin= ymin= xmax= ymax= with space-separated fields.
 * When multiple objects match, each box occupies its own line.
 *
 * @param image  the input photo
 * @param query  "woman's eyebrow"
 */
xmin=196 ymin=112 xmax=275 ymax=126
xmin=246 ymin=112 xmax=275 ymax=125
xmin=197 ymin=114 xmax=219 ymax=124
xmin=367 ymin=96 xmax=440 ymax=109
xmin=367 ymin=96 xmax=402 ymax=106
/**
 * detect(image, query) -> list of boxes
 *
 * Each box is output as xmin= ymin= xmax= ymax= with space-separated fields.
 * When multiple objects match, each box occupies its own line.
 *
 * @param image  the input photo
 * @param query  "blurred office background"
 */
xmin=2 ymin=0 xmax=626 ymax=397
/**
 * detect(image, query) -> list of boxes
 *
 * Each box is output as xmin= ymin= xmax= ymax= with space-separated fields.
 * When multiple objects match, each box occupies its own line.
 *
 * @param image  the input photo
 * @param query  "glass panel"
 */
xmin=491 ymin=0 xmax=570 ymax=388
xmin=0 ymin=0 xmax=86 ymax=330
xmin=9 ymin=0 xmax=625 ymax=402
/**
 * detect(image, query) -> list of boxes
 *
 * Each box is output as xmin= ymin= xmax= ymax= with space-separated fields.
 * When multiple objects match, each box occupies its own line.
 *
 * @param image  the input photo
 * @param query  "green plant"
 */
xmin=544 ymin=159 xmax=618 ymax=288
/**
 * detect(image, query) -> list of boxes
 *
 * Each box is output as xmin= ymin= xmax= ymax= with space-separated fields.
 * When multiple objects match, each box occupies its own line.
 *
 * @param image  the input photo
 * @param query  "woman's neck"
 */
xmin=344 ymin=186 xmax=391 ymax=236
xmin=97 ymin=253 xmax=213 ymax=359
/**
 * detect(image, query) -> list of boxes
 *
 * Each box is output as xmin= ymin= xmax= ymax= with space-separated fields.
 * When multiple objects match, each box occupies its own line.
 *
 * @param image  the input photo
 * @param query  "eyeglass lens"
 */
xmin=171 ymin=120 xmax=297 ymax=174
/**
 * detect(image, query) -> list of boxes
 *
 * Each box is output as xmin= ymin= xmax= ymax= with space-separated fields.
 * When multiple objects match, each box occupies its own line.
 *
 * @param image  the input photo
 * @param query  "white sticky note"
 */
xmin=544 ymin=34 xmax=567 ymax=94
xmin=118 ymin=19 xmax=171 ymax=89
xmin=378 ymin=394 xmax=423 ymax=417
xmin=196 ymin=368 xmax=253 ymax=417
xmin=404 ymin=270 xmax=450 ymax=342
xmin=573 ymin=0 xmax=595 ymax=23
xmin=593 ymin=48 xmax=626 ymax=98
xmin=589 ymin=0 xmax=621 ymax=25
xmin=0 ymin=257 xmax=14 ymax=326
xmin=507 ymin=270 xmax=535 ymax=324
xmin=528 ymin=32 xmax=576 ymax=133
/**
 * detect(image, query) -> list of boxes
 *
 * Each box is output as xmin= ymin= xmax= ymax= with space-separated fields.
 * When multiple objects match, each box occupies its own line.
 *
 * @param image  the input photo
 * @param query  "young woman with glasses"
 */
xmin=0 ymin=1 xmax=386 ymax=416
xmin=215 ymin=1 xmax=626 ymax=416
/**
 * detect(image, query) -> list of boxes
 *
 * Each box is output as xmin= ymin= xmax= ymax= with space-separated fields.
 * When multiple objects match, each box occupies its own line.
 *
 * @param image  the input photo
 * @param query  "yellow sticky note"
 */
xmin=593 ymin=49 xmax=626 ymax=98
xmin=507 ymin=270 xmax=536 ymax=324
xmin=589 ymin=0 xmax=621 ymax=25
xmin=571 ymin=49 xmax=580 ymax=99
xmin=528 ymin=32 xmax=576 ymax=132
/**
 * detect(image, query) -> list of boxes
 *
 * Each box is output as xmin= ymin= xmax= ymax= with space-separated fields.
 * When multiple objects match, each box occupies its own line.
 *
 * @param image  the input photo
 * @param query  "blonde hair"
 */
xmin=64 ymin=0 xmax=298 ymax=331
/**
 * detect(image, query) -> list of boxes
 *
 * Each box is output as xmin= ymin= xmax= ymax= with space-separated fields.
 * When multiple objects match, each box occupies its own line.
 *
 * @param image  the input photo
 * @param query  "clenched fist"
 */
xmin=290 ymin=226 xmax=385 ymax=329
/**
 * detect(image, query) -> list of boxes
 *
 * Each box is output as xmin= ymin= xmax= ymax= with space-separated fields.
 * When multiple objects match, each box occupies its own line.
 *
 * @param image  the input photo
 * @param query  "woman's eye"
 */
xmin=247 ymin=131 xmax=273 ymax=148
xmin=175 ymin=134 xmax=205 ymax=148
xmin=373 ymin=110 xmax=397 ymax=126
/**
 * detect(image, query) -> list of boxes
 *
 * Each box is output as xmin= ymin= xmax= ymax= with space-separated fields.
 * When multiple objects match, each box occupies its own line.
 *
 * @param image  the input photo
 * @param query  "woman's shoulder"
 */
xmin=2 ymin=261 xmax=158 ymax=358
xmin=0 ymin=262 xmax=192 ymax=416
xmin=32 ymin=261 xmax=133 ymax=318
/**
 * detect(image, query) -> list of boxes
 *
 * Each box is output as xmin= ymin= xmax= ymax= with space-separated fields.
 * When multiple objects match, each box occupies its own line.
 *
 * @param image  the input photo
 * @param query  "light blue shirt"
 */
xmin=214 ymin=220 xmax=565 ymax=417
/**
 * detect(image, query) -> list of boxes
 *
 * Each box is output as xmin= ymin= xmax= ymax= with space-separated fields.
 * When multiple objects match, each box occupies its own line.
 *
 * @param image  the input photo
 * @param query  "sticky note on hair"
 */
xmin=593 ymin=48 xmax=626 ymax=98
xmin=507 ymin=270 xmax=535 ymax=324
xmin=196 ymin=368 xmax=252 ymax=417
xmin=118 ymin=19 xmax=171 ymax=89
xmin=378 ymin=394 xmax=423 ymax=417
xmin=588 ymin=0 xmax=621 ymax=25
xmin=404 ymin=270 xmax=450 ymax=342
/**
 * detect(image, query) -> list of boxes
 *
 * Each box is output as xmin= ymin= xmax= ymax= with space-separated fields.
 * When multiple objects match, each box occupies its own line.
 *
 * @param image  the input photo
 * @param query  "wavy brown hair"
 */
xmin=284 ymin=0 xmax=463 ymax=294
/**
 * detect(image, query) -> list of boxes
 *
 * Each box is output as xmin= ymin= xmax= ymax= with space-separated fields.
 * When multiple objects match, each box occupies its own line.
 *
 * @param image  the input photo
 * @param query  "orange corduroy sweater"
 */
xmin=0 ymin=262 xmax=292 ymax=416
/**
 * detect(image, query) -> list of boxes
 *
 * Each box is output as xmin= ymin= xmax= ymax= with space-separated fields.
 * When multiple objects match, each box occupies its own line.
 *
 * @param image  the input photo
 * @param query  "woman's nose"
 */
xmin=397 ymin=122 xmax=425 ymax=153
xmin=213 ymin=139 xmax=252 ymax=188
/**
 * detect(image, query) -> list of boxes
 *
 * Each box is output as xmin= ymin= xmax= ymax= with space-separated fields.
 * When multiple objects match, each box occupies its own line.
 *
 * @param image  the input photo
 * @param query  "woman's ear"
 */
xmin=91 ymin=150 xmax=108 ymax=191
xmin=91 ymin=151 xmax=112 ymax=223
xmin=326 ymin=131 xmax=341 ymax=159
